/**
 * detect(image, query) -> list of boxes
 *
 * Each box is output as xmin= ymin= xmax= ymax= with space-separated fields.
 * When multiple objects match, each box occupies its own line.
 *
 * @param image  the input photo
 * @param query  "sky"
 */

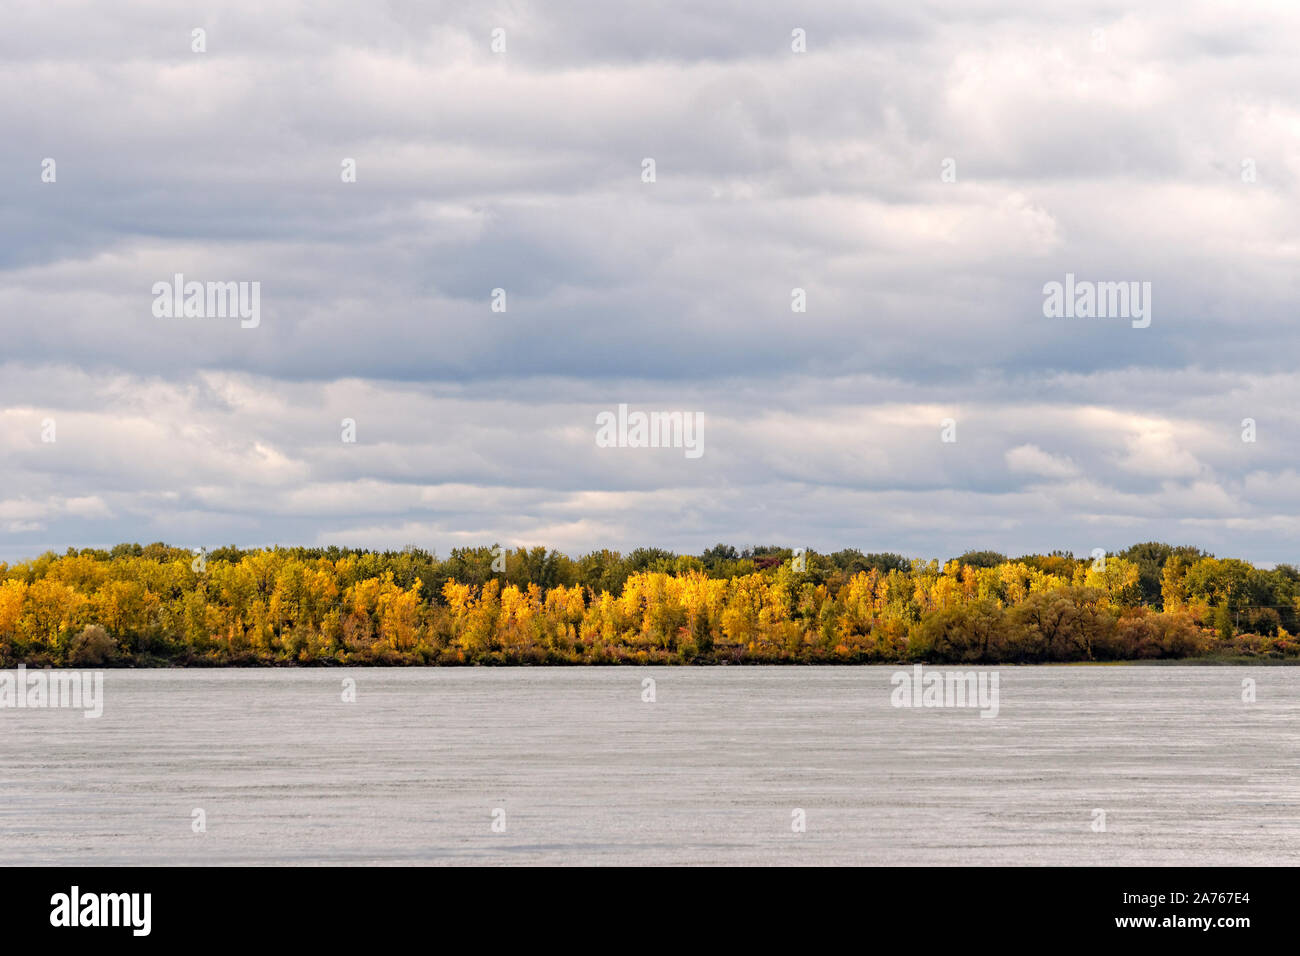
xmin=2 ymin=0 xmax=1299 ymax=565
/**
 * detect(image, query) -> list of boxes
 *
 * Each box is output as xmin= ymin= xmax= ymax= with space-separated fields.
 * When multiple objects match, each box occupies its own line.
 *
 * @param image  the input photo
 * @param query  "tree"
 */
xmin=915 ymin=599 xmax=1011 ymax=662
xmin=1010 ymin=588 xmax=1116 ymax=662
xmin=1117 ymin=542 xmax=1207 ymax=608
xmin=1215 ymin=602 xmax=1234 ymax=643
xmin=954 ymin=550 xmax=1007 ymax=569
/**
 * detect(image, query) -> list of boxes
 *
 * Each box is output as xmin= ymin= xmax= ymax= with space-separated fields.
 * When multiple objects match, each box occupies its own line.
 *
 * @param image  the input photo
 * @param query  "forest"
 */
xmin=1 ymin=542 xmax=1297 ymax=666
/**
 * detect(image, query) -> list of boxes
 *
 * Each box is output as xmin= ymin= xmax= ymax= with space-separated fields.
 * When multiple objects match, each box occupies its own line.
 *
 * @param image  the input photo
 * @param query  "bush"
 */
xmin=916 ymin=600 xmax=1011 ymax=662
xmin=1011 ymin=588 xmax=1117 ymax=662
xmin=68 ymin=625 xmax=117 ymax=666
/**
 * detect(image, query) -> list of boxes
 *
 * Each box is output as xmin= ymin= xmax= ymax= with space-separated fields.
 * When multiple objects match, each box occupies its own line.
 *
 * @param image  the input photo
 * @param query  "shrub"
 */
xmin=68 ymin=625 xmax=117 ymax=666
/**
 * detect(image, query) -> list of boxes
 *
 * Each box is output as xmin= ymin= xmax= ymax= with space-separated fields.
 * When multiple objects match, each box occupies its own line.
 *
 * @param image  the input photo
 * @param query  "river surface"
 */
xmin=1 ymin=666 xmax=1296 ymax=865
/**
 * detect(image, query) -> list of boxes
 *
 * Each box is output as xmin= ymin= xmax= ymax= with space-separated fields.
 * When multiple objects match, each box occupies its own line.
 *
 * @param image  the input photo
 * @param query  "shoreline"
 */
xmin=5 ymin=656 xmax=1297 ymax=668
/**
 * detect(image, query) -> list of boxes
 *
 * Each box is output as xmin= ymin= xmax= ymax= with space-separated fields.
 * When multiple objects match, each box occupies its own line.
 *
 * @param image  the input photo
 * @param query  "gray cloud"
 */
xmin=2 ymin=1 xmax=1299 ymax=564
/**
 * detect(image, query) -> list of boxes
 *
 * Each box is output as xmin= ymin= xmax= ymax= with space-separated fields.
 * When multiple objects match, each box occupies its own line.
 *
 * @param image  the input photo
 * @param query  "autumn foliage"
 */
xmin=0 ymin=542 xmax=1297 ymax=666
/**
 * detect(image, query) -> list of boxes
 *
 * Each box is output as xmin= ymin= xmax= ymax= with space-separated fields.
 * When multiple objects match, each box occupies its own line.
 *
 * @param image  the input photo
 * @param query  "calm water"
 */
xmin=2 ymin=666 xmax=1297 ymax=865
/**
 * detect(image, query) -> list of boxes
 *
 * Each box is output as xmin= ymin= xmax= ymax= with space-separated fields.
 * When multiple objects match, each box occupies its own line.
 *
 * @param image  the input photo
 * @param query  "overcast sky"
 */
xmin=3 ymin=1 xmax=1299 ymax=564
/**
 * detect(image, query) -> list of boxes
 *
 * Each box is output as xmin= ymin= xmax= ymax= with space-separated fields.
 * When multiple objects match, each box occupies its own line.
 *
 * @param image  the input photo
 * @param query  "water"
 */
xmin=2 ymin=666 xmax=1297 ymax=865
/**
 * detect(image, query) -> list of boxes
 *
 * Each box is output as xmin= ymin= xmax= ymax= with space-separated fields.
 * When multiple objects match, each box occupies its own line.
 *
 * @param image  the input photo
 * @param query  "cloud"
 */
xmin=1005 ymin=444 xmax=1079 ymax=479
xmin=2 ymin=2 xmax=1299 ymax=563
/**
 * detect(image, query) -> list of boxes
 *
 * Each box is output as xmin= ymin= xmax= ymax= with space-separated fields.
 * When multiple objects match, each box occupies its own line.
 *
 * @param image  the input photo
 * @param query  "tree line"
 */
xmin=1 ymin=541 xmax=1297 ymax=666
